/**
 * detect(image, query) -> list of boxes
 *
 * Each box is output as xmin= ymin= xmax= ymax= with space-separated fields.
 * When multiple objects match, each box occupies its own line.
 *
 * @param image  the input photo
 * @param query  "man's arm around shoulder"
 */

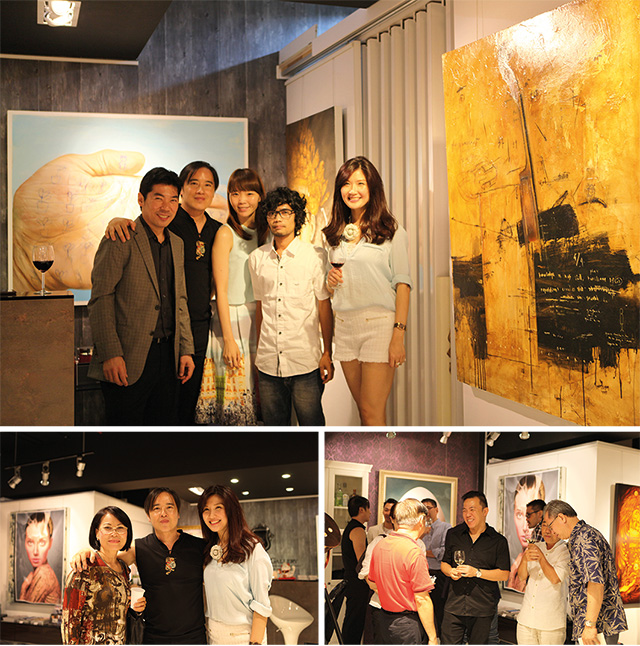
xmin=170 ymin=232 xmax=195 ymax=381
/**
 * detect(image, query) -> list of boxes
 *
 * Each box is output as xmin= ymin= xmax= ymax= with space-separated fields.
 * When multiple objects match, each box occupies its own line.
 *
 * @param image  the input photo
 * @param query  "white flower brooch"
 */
xmin=342 ymin=223 xmax=360 ymax=241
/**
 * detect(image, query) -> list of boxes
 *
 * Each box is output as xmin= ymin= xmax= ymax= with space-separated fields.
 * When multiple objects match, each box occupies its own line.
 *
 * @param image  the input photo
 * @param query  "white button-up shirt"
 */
xmin=249 ymin=237 xmax=330 ymax=378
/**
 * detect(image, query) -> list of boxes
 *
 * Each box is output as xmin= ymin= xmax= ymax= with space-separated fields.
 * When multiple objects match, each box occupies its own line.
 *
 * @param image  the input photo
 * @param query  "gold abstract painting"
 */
xmin=443 ymin=0 xmax=639 ymax=425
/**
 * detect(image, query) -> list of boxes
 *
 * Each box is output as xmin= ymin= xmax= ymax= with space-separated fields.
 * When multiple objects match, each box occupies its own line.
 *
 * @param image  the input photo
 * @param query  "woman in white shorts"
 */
xmin=325 ymin=156 xmax=412 ymax=425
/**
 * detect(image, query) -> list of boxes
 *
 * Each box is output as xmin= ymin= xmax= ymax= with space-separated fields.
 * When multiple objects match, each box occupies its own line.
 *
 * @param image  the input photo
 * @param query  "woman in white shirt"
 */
xmin=325 ymin=157 xmax=412 ymax=425
xmin=516 ymin=518 xmax=570 ymax=644
xmin=198 ymin=485 xmax=273 ymax=645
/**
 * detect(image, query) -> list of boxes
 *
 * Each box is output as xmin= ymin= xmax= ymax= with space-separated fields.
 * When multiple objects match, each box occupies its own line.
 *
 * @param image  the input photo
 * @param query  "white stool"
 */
xmin=269 ymin=595 xmax=314 ymax=645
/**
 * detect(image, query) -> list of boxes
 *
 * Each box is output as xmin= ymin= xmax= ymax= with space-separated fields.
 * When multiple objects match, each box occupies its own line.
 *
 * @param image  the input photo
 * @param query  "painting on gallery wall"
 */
xmin=613 ymin=483 xmax=640 ymax=605
xmin=499 ymin=468 xmax=563 ymax=592
xmin=442 ymin=0 xmax=639 ymax=425
xmin=286 ymin=106 xmax=343 ymax=247
xmin=8 ymin=111 xmax=248 ymax=302
xmin=11 ymin=508 xmax=67 ymax=604
xmin=378 ymin=469 xmax=457 ymax=526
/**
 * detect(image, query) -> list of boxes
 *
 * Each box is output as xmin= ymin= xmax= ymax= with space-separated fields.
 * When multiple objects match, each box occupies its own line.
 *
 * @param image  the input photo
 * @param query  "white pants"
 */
xmin=207 ymin=617 xmax=267 ymax=645
xmin=517 ymin=622 xmax=566 ymax=645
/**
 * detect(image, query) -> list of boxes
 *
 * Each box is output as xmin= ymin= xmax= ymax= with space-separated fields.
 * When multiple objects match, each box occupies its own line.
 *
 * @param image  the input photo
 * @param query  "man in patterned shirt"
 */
xmin=544 ymin=500 xmax=627 ymax=645
xmin=526 ymin=499 xmax=545 ymax=543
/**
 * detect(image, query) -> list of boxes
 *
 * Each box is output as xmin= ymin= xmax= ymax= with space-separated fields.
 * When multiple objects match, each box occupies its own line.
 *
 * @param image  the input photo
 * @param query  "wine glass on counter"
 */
xmin=328 ymin=245 xmax=346 ymax=289
xmin=32 ymin=244 xmax=54 ymax=296
xmin=454 ymin=549 xmax=465 ymax=567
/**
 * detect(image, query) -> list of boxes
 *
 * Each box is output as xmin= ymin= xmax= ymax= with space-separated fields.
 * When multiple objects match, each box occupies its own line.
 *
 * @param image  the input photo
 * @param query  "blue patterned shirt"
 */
xmin=567 ymin=520 xmax=627 ymax=639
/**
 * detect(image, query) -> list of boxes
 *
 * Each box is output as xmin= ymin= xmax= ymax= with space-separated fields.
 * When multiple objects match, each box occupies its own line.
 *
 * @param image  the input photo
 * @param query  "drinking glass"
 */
xmin=32 ymin=244 xmax=55 ymax=295
xmin=454 ymin=550 xmax=465 ymax=566
xmin=329 ymin=245 xmax=346 ymax=289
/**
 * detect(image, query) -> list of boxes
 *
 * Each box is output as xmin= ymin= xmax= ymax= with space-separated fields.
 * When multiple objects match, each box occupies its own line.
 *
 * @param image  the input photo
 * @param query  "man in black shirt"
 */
xmin=440 ymin=490 xmax=510 ymax=644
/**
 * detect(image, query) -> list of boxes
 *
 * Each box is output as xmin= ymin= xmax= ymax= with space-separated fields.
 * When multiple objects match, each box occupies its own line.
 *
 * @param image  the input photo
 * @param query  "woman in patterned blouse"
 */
xmin=62 ymin=506 xmax=146 ymax=644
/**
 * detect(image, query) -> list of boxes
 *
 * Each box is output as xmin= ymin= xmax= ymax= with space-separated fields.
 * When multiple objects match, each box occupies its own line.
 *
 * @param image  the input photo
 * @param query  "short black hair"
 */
xmin=257 ymin=187 xmax=308 ymax=239
xmin=348 ymin=495 xmax=370 ymax=518
xmin=144 ymin=487 xmax=181 ymax=515
xmin=462 ymin=490 xmax=488 ymax=509
xmin=89 ymin=506 xmax=133 ymax=552
xmin=421 ymin=498 xmax=437 ymax=508
xmin=179 ymin=161 xmax=219 ymax=191
xmin=384 ymin=498 xmax=398 ymax=506
xmin=527 ymin=499 xmax=545 ymax=512
xmin=139 ymin=167 xmax=181 ymax=199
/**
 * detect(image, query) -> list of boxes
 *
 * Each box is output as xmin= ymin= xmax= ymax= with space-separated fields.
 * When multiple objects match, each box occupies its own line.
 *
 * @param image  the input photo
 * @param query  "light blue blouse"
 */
xmin=330 ymin=225 xmax=413 ymax=312
xmin=203 ymin=541 xmax=273 ymax=626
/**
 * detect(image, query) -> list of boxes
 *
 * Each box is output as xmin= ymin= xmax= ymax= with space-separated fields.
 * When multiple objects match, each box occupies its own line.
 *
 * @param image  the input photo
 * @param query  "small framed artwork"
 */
xmin=612 ymin=483 xmax=640 ymax=605
xmin=499 ymin=467 xmax=564 ymax=592
xmin=11 ymin=508 xmax=67 ymax=605
xmin=378 ymin=470 xmax=458 ymax=526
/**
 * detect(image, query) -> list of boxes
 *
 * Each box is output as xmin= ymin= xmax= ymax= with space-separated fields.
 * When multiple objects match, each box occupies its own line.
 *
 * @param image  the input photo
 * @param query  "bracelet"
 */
xmin=394 ymin=322 xmax=407 ymax=331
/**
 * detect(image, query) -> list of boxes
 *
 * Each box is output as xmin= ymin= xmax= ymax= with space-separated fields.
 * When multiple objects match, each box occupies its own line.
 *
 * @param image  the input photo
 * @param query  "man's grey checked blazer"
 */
xmin=87 ymin=216 xmax=195 ymax=385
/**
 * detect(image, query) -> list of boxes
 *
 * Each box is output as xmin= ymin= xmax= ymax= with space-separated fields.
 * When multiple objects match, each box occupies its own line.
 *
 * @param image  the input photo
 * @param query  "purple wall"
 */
xmin=325 ymin=431 xmax=482 ymax=527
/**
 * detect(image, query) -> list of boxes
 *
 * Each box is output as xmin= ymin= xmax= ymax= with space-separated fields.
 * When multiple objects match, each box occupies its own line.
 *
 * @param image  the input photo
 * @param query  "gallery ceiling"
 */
xmin=0 ymin=431 xmax=319 ymax=507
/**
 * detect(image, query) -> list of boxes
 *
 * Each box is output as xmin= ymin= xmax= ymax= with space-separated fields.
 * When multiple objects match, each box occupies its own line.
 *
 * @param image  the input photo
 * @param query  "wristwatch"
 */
xmin=475 ymin=568 xmax=482 ymax=578
xmin=584 ymin=621 xmax=596 ymax=628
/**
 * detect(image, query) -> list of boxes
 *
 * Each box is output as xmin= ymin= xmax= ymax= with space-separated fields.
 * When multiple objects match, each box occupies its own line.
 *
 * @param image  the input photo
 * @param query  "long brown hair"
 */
xmin=198 ymin=485 xmax=262 ymax=566
xmin=226 ymin=168 xmax=267 ymax=245
xmin=323 ymin=156 xmax=397 ymax=246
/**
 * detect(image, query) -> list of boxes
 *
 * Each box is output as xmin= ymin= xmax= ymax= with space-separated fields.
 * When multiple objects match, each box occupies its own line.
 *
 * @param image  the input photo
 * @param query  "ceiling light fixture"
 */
xmin=386 ymin=431 xmax=396 ymax=439
xmin=519 ymin=431 xmax=531 ymax=440
xmin=188 ymin=487 xmax=204 ymax=496
xmin=8 ymin=466 xmax=22 ymax=489
xmin=281 ymin=473 xmax=291 ymax=479
xmin=286 ymin=487 xmax=294 ymax=492
xmin=486 ymin=431 xmax=501 ymax=447
xmin=230 ymin=478 xmax=239 ymax=484
xmin=40 ymin=461 xmax=50 ymax=487
xmin=37 ymin=1 xmax=82 ymax=27
xmin=440 ymin=431 xmax=452 ymax=444
xmin=242 ymin=490 xmax=249 ymax=496
xmin=75 ymin=455 xmax=86 ymax=478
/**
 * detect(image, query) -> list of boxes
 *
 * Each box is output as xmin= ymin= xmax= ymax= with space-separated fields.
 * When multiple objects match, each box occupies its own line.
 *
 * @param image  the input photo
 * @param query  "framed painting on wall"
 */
xmin=499 ymin=468 xmax=564 ymax=592
xmin=8 ymin=111 xmax=248 ymax=302
xmin=378 ymin=469 xmax=457 ymax=526
xmin=286 ymin=106 xmax=343 ymax=247
xmin=10 ymin=508 xmax=67 ymax=604
xmin=612 ymin=483 xmax=640 ymax=605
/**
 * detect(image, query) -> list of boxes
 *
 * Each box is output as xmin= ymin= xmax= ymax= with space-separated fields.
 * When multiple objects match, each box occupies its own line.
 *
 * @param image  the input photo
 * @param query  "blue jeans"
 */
xmin=258 ymin=369 xmax=325 ymax=425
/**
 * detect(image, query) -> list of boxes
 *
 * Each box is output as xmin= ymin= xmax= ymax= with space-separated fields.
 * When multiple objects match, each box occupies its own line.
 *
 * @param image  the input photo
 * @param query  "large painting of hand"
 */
xmin=13 ymin=149 xmax=145 ymax=291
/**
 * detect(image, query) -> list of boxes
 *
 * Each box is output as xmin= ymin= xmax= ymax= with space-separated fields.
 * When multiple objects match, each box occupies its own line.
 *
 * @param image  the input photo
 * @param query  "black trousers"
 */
xmin=441 ymin=611 xmax=493 ymax=645
xmin=374 ymin=608 xmax=426 ymax=645
xmin=342 ymin=578 xmax=371 ymax=645
xmin=177 ymin=318 xmax=209 ymax=425
xmin=431 ymin=569 xmax=449 ymax=638
xmin=101 ymin=340 xmax=178 ymax=426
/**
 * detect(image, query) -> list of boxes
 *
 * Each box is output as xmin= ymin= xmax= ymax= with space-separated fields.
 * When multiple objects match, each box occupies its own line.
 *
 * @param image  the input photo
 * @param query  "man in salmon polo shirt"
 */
xmin=368 ymin=499 xmax=438 ymax=644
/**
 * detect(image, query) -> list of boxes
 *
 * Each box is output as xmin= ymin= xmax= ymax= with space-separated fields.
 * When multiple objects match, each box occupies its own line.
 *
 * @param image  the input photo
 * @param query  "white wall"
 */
xmin=1 ymin=491 xmax=150 ymax=617
xmin=486 ymin=441 xmax=640 ymax=644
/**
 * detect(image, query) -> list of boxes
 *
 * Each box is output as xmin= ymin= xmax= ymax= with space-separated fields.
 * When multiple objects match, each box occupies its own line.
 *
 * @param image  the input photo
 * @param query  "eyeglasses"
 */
xmin=525 ymin=510 xmax=542 ymax=517
xmin=266 ymin=208 xmax=294 ymax=221
xmin=548 ymin=516 xmax=560 ymax=531
xmin=100 ymin=525 xmax=128 ymax=536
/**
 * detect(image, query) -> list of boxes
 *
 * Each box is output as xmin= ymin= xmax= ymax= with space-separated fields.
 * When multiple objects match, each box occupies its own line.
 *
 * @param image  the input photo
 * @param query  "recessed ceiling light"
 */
xmin=230 ymin=478 xmax=239 ymax=484
xmin=286 ymin=487 xmax=294 ymax=492
xmin=189 ymin=487 xmax=204 ymax=495
xmin=242 ymin=490 xmax=249 ymax=496
xmin=281 ymin=473 xmax=291 ymax=479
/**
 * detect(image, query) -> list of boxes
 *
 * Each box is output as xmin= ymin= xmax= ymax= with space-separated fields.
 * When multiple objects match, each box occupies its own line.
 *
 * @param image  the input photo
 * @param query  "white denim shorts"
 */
xmin=334 ymin=306 xmax=395 ymax=363
xmin=206 ymin=617 xmax=267 ymax=645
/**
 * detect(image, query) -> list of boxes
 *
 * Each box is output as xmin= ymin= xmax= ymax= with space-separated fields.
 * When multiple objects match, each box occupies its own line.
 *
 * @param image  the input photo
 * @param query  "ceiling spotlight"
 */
xmin=230 ymin=478 xmax=239 ymax=484
xmin=386 ymin=431 xmax=396 ymax=439
xmin=286 ymin=487 xmax=294 ymax=492
xmin=37 ymin=1 xmax=82 ymax=27
xmin=519 ymin=431 xmax=530 ymax=440
xmin=242 ymin=490 xmax=249 ymax=496
xmin=440 ymin=431 xmax=452 ymax=444
xmin=40 ymin=461 xmax=50 ymax=487
xmin=75 ymin=456 xmax=86 ymax=478
xmin=188 ymin=486 xmax=204 ymax=496
xmin=281 ymin=473 xmax=291 ymax=479
xmin=8 ymin=466 xmax=22 ymax=489
xmin=486 ymin=431 xmax=501 ymax=447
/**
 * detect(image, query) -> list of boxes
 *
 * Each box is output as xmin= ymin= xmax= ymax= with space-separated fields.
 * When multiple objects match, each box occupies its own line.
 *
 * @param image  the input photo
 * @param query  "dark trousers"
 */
xmin=258 ymin=369 xmax=325 ymax=425
xmin=177 ymin=318 xmax=209 ymax=425
xmin=375 ymin=608 xmax=426 ymax=645
xmin=342 ymin=578 xmax=371 ymax=645
xmin=101 ymin=340 xmax=178 ymax=425
xmin=441 ymin=611 xmax=493 ymax=645
xmin=431 ymin=569 xmax=449 ymax=639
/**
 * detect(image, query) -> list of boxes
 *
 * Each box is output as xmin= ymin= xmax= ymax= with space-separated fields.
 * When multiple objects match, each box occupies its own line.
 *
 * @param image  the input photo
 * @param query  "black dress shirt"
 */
xmin=168 ymin=206 xmax=221 ymax=324
xmin=442 ymin=522 xmax=511 ymax=617
xmin=135 ymin=531 xmax=206 ymax=643
xmin=140 ymin=219 xmax=175 ymax=339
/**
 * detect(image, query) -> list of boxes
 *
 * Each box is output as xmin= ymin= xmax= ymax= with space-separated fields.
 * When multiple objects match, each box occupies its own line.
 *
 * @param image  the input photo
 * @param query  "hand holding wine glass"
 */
xmin=328 ymin=245 xmax=346 ymax=290
xmin=32 ymin=244 xmax=55 ymax=295
xmin=454 ymin=550 xmax=465 ymax=567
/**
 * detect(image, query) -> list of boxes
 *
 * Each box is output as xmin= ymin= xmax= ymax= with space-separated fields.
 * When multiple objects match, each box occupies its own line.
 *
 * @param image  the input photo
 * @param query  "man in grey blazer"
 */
xmin=88 ymin=167 xmax=195 ymax=425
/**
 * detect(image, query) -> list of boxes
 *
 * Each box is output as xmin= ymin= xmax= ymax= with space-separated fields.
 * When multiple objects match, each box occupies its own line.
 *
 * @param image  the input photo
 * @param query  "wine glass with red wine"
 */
xmin=328 ymin=245 xmax=346 ymax=289
xmin=32 ymin=244 xmax=55 ymax=295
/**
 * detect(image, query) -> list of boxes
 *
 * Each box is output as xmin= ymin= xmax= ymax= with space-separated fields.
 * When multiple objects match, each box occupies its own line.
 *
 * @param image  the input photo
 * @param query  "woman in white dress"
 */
xmin=198 ymin=485 xmax=273 ymax=645
xmin=195 ymin=169 xmax=266 ymax=424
